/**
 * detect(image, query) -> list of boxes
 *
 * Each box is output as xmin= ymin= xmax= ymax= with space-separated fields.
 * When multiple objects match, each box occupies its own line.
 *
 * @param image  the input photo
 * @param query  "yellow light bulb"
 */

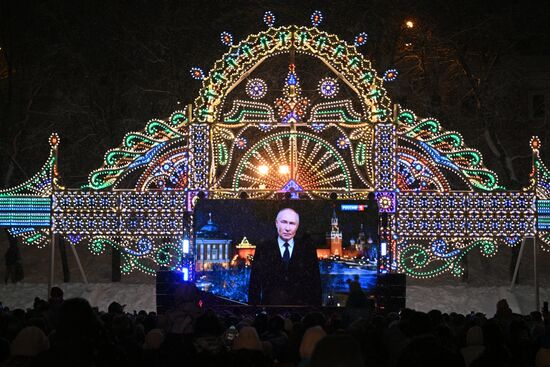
xmin=258 ymin=165 xmax=269 ymax=175
xmin=278 ymin=165 xmax=290 ymax=175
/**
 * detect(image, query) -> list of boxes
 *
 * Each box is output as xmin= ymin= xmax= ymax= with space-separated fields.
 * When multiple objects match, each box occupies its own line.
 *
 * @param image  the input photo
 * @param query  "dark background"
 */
xmin=1 ymin=0 xmax=549 ymax=190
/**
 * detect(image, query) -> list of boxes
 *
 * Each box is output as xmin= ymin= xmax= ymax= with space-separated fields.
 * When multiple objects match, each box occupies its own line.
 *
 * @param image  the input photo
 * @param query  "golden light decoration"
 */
xmin=258 ymin=165 xmax=269 ymax=175
xmin=531 ymin=136 xmax=541 ymax=151
xmin=278 ymin=165 xmax=290 ymax=175
xmin=405 ymin=20 xmax=414 ymax=28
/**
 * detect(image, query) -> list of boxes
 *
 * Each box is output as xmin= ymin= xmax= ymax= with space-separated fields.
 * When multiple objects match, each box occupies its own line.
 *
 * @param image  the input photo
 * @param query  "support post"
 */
xmin=48 ymin=229 xmax=56 ymax=298
xmin=112 ymin=245 xmax=121 ymax=282
xmin=510 ymin=237 xmax=527 ymax=290
xmin=58 ymin=235 xmax=70 ymax=282
xmin=534 ymin=236 xmax=540 ymax=312
xmin=68 ymin=243 xmax=88 ymax=285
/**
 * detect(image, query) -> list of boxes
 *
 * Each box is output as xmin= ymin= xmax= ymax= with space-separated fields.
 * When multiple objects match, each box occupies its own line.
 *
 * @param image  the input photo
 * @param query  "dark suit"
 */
xmin=248 ymin=238 xmax=322 ymax=306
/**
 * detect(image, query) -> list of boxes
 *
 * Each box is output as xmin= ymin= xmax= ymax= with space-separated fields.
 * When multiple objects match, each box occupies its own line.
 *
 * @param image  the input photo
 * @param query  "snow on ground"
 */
xmin=0 ymin=283 xmax=156 ymax=313
xmin=0 ymin=282 xmax=548 ymax=316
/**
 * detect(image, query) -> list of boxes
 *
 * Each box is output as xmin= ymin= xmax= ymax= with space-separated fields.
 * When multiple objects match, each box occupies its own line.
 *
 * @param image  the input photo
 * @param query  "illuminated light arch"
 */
xmin=193 ymin=25 xmax=392 ymax=124
xmin=3 ymin=14 xmax=550 ymax=282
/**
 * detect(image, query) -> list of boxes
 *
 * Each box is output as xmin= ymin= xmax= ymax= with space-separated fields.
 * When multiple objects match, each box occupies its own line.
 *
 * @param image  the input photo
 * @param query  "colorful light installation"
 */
xmin=220 ymin=32 xmax=234 ymax=47
xmin=190 ymin=67 xmax=205 ymax=80
xmin=318 ymin=77 xmax=339 ymax=98
xmin=274 ymin=64 xmax=310 ymax=124
xmin=311 ymin=10 xmax=323 ymax=27
xmin=396 ymin=110 xmax=500 ymax=191
xmin=383 ymin=69 xmax=398 ymax=82
xmin=2 ymin=12 xmax=550 ymax=282
xmin=232 ymin=132 xmax=352 ymax=192
xmin=310 ymin=100 xmax=362 ymax=124
xmin=374 ymin=124 xmax=396 ymax=191
xmin=193 ymin=25 xmax=392 ymax=124
xmin=189 ymin=124 xmax=209 ymax=190
xmin=263 ymin=11 xmax=275 ymax=27
xmin=538 ymin=200 xmax=550 ymax=230
xmin=52 ymin=191 xmax=188 ymax=236
xmin=235 ymin=137 xmax=247 ymax=149
xmin=336 ymin=137 xmax=350 ymax=149
xmin=0 ymin=197 xmax=51 ymax=227
xmin=354 ymin=32 xmax=368 ymax=47
xmin=396 ymin=192 xmax=535 ymax=239
xmin=245 ymin=78 xmax=268 ymax=99
xmin=87 ymin=111 xmax=188 ymax=190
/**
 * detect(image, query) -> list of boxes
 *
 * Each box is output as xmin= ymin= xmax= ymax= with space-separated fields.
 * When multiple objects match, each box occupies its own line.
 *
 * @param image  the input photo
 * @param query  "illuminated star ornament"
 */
xmin=49 ymin=133 xmax=60 ymax=147
xmin=311 ymin=10 xmax=323 ymax=27
xmin=383 ymin=69 xmax=398 ymax=82
xmin=190 ymin=67 xmax=205 ymax=80
xmin=336 ymin=137 xmax=350 ymax=149
xmin=263 ymin=11 xmax=276 ymax=27
xmin=318 ymin=77 xmax=339 ymax=98
xmin=354 ymin=32 xmax=368 ymax=47
xmin=220 ymin=31 xmax=234 ymax=46
xmin=274 ymin=64 xmax=310 ymax=124
xmin=235 ymin=137 xmax=248 ymax=149
xmin=246 ymin=78 xmax=268 ymax=100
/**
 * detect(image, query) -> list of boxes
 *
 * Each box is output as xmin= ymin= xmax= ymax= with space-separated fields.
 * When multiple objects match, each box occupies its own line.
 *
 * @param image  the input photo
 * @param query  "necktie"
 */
xmin=282 ymin=242 xmax=290 ymax=269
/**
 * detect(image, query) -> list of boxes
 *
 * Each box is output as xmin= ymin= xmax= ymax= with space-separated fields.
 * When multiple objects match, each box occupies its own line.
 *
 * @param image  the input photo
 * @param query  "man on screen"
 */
xmin=248 ymin=208 xmax=322 ymax=305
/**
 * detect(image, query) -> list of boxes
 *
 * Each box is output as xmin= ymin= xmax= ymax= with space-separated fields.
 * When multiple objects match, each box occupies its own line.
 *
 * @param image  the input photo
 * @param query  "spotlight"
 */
xmin=239 ymin=191 xmax=249 ymax=199
xmin=329 ymin=192 xmax=338 ymax=201
xmin=278 ymin=165 xmax=290 ymax=175
xmin=197 ymin=191 xmax=206 ymax=199
xmin=258 ymin=165 xmax=269 ymax=175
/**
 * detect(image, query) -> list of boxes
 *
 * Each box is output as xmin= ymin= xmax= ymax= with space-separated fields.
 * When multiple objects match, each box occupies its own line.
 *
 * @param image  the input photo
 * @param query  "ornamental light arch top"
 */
xmin=192 ymin=25 xmax=391 ymax=124
xmin=1 ymin=10 xmax=550 ymax=280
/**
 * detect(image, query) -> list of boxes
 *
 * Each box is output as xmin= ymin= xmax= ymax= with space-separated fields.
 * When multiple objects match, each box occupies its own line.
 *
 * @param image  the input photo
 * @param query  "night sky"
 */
xmin=1 ymin=0 xmax=549 ymax=189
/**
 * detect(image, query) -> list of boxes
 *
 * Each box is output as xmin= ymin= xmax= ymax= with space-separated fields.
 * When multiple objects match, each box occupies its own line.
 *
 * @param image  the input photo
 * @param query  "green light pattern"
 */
xmin=400 ymin=239 xmax=497 ymax=278
xmin=224 ymin=109 xmax=271 ymax=124
xmin=355 ymin=142 xmax=367 ymax=166
xmin=313 ymin=109 xmax=361 ymax=123
xmin=217 ymin=143 xmax=228 ymax=165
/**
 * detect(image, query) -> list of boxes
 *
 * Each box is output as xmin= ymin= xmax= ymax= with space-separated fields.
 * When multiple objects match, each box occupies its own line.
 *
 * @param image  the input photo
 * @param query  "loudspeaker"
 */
xmin=376 ymin=273 xmax=406 ymax=313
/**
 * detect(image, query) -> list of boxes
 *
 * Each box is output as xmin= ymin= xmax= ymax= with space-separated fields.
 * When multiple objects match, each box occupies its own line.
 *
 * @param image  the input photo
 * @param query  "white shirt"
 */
xmin=278 ymin=237 xmax=294 ymax=258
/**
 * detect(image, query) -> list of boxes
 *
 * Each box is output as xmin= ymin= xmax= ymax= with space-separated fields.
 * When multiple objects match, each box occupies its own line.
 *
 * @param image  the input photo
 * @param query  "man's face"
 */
xmin=276 ymin=209 xmax=299 ymax=242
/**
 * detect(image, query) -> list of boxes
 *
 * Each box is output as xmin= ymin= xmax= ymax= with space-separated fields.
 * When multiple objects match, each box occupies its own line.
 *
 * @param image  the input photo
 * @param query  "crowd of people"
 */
xmin=1 ymin=285 xmax=550 ymax=367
